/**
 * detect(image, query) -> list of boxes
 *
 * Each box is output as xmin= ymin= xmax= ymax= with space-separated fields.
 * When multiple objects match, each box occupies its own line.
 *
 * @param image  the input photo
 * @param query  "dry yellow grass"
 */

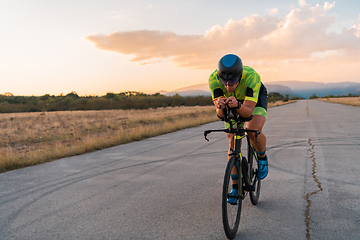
xmin=317 ymin=97 xmax=360 ymax=107
xmin=0 ymin=101 xmax=295 ymax=173
xmin=0 ymin=106 xmax=218 ymax=172
xmin=268 ymin=100 xmax=296 ymax=108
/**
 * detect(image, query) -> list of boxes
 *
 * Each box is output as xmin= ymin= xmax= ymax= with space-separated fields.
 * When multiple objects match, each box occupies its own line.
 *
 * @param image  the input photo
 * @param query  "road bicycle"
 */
xmin=204 ymin=106 xmax=261 ymax=239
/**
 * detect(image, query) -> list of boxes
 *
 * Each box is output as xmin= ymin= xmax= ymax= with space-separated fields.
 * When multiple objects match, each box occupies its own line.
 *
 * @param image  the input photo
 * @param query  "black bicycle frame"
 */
xmin=203 ymin=106 xmax=261 ymax=193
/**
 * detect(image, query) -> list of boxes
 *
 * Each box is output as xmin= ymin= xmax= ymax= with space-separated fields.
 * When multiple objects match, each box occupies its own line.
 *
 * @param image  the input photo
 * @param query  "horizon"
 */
xmin=3 ymin=79 xmax=360 ymax=97
xmin=1 ymin=0 xmax=360 ymax=96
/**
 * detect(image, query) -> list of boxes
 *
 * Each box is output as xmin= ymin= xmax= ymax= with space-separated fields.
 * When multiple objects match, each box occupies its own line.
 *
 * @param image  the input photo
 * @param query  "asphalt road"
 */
xmin=1 ymin=100 xmax=360 ymax=240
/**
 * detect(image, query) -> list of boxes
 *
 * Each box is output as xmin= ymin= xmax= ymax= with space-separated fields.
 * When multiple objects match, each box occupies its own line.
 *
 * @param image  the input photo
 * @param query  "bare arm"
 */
xmin=223 ymin=96 xmax=256 ymax=118
xmin=213 ymin=97 xmax=226 ymax=118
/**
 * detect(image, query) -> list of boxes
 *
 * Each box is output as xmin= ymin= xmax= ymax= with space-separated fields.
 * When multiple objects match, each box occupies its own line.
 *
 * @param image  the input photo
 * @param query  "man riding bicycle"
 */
xmin=209 ymin=54 xmax=269 ymax=203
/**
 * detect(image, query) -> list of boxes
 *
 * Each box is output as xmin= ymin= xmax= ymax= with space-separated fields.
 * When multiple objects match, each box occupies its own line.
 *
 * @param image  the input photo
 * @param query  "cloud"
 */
xmin=87 ymin=14 xmax=280 ymax=69
xmin=87 ymin=1 xmax=360 ymax=72
xmin=269 ymin=8 xmax=278 ymax=15
xmin=139 ymin=60 xmax=161 ymax=65
xmin=352 ymin=14 xmax=360 ymax=37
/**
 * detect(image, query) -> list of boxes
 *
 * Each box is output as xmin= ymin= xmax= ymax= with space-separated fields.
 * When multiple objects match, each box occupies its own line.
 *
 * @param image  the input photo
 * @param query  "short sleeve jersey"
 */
xmin=208 ymin=66 xmax=261 ymax=104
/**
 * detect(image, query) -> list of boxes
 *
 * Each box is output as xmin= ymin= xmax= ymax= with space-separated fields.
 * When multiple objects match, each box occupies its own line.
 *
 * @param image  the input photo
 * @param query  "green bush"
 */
xmin=309 ymin=93 xmax=319 ymax=99
xmin=0 ymin=91 xmax=213 ymax=113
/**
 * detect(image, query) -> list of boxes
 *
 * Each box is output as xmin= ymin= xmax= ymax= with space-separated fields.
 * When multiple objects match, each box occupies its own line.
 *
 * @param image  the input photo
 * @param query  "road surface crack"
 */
xmin=305 ymin=138 xmax=323 ymax=240
xmin=306 ymin=101 xmax=310 ymax=115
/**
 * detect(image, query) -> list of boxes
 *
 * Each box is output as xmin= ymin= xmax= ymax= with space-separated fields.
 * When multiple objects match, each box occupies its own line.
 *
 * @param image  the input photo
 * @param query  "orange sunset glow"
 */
xmin=1 ymin=0 xmax=360 ymax=96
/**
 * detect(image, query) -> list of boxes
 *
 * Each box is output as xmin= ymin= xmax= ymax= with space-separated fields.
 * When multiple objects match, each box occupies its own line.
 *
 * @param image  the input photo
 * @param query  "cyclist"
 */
xmin=209 ymin=54 xmax=268 ymax=204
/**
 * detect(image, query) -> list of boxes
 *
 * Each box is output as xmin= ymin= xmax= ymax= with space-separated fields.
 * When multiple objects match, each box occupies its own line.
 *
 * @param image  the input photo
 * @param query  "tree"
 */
xmin=3 ymin=92 xmax=14 ymax=96
xmin=309 ymin=93 xmax=318 ymax=99
xmin=268 ymin=92 xmax=284 ymax=103
xmin=39 ymin=94 xmax=50 ymax=101
xmin=283 ymin=94 xmax=290 ymax=102
xmin=66 ymin=91 xmax=79 ymax=99
xmin=269 ymin=92 xmax=283 ymax=98
xmin=104 ymin=92 xmax=116 ymax=98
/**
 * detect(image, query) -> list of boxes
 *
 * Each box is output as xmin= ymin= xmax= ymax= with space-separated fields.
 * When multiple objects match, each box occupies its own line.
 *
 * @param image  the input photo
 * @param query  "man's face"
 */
xmin=220 ymin=77 xmax=239 ymax=93
xmin=224 ymin=81 xmax=239 ymax=93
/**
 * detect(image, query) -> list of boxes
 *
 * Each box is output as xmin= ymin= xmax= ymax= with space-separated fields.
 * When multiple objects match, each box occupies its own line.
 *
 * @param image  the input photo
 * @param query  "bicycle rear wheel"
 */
xmin=222 ymin=156 xmax=242 ymax=239
xmin=248 ymin=145 xmax=261 ymax=205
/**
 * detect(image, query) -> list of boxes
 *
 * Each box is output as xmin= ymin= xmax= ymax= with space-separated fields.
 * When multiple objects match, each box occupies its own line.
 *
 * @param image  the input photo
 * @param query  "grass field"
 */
xmin=318 ymin=97 xmax=360 ymax=107
xmin=0 ymin=100 xmax=293 ymax=173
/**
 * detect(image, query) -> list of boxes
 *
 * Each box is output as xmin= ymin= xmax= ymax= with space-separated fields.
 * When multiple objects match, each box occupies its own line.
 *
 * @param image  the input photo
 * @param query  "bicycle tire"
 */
xmin=222 ymin=156 xmax=242 ymax=239
xmin=248 ymin=145 xmax=261 ymax=205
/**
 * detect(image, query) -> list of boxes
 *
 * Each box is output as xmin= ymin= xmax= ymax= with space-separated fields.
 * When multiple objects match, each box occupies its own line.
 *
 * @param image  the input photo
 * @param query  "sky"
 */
xmin=1 ymin=0 xmax=360 ymax=96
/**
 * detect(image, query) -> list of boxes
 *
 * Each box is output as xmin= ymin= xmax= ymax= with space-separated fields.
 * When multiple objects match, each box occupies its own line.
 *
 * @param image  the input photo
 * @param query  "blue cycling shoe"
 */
xmin=227 ymin=189 xmax=238 ymax=205
xmin=257 ymin=155 xmax=268 ymax=180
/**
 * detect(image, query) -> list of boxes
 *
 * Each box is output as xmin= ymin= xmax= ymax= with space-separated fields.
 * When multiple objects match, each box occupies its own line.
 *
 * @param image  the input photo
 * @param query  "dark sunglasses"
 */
xmin=220 ymin=77 xmax=239 ymax=86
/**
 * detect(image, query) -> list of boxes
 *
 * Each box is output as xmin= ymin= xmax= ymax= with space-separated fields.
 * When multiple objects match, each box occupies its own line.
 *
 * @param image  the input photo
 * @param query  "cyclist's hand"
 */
xmin=225 ymin=96 xmax=239 ymax=109
xmin=215 ymin=97 xmax=227 ymax=109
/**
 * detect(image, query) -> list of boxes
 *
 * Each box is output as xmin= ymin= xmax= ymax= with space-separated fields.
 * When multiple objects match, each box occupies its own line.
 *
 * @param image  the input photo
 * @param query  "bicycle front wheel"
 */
xmin=248 ymin=145 xmax=261 ymax=205
xmin=222 ymin=156 xmax=242 ymax=239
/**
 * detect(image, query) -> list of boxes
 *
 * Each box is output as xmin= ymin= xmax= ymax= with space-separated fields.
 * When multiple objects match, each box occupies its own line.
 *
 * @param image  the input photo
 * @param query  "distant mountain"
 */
xmin=159 ymin=81 xmax=360 ymax=99
xmin=164 ymin=83 xmax=211 ymax=96
xmin=163 ymin=83 xmax=295 ymax=97
xmin=269 ymin=81 xmax=326 ymax=90
xmin=264 ymin=84 xmax=294 ymax=96
xmin=268 ymin=81 xmax=360 ymax=98
xmin=167 ymin=89 xmax=211 ymax=96
xmin=157 ymin=90 xmax=171 ymax=95
xmin=171 ymin=83 xmax=209 ymax=92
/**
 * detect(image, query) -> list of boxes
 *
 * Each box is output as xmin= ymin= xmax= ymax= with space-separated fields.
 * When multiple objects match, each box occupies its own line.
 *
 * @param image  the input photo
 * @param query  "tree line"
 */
xmin=309 ymin=93 xmax=358 ymax=99
xmin=2 ymin=90 xmax=330 ymax=114
xmin=0 ymin=91 xmax=213 ymax=113
xmin=268 ymin=92 xmax=302 ymax=102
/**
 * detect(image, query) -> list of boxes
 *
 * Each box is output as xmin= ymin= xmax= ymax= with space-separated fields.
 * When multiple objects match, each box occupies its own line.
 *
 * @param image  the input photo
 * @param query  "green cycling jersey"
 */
xmin=208 ymin=66 xmax=268 ymax=127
